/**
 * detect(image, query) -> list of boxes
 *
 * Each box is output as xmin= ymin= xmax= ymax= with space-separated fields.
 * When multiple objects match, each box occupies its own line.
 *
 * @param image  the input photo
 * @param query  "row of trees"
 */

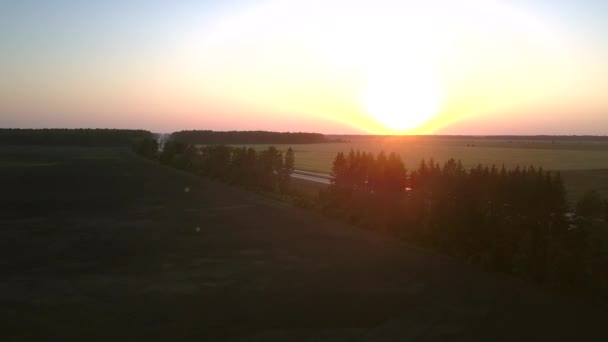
xmin=132 ymin=136 xmax=159 ymax=159
xmin=134 ymin=139 xmax=295 ymax=193
xmin=322 ymin=150 xmax=608 ymax=297
xmin=170 ymin=130 xmax=329 ymax=145
xmin=0 ymin=129 xmax=153 ymax=146
xmin=133 ymin=139 xmax=607 ymax=298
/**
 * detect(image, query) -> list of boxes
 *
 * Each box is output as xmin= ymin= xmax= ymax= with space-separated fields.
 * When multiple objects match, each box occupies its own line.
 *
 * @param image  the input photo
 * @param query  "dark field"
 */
xmin=1 ymin=146 xmax=606 ymax=341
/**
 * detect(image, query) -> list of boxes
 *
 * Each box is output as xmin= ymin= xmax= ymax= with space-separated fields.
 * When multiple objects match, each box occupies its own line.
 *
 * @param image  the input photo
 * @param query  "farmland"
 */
xmin=230 ymin=136 xmax=608 ymax=202
xmin=2 ymin=144 xmax=607 ymax=340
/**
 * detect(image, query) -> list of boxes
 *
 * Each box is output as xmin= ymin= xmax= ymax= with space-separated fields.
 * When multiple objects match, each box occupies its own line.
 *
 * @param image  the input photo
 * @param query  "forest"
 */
xmin=0 ymin=128 xmax=152 ymax=146
xmin=321 ymin=150 xmax=608 ymax=298
xmin=136 ymin=138 xmax=295 ymax=193
xmin=170 ymin=130 xmax=330 ymax=145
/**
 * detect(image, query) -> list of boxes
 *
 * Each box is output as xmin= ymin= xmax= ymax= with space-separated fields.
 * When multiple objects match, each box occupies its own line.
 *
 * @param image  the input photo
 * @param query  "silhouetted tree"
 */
xmin=133 ymin=137 xmax=158 ymax=159
xmin=330 ymin=152 xmax=348 ymax=193
xmin=279 ymin=147 xmax=295 ymax=193
xmin=151 ymin=141 xmax=297 ymax=195
xmin=171 ymin=130 xmax=328 ymax=144
xmin=320 ymin=150 xmax=606 ymax=292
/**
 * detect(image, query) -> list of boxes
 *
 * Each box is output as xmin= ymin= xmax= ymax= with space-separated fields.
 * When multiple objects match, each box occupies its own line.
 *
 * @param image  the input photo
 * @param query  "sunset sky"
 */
xmin=1 ymin=0 xmax=607 ymax=134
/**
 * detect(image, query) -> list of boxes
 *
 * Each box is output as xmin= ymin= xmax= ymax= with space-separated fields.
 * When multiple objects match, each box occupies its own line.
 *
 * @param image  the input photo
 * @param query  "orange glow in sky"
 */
xmin=1 ymin=0 xmax=607 ymax=134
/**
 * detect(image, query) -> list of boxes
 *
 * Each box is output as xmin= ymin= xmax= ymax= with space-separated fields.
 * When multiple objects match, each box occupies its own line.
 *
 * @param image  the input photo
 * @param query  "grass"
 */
xmin=1 ymin=145 xmax=415 ymax=339
xmin=2 ymin=144 xmax=607 ymax=340
xmin=289 ymin=177 xmax=327 ymax=199
xmin=229 ymin=136 xmax=608 ymax=203
xmin=560 ymin=169 xmax=608 ymax=204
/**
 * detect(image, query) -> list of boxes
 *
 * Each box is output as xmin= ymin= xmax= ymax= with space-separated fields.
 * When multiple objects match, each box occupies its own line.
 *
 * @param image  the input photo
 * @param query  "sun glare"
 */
xmin=170 ymin=0 xmax=581 ymax=134
xmin=363 ymin=61 xmax=443 ymax=132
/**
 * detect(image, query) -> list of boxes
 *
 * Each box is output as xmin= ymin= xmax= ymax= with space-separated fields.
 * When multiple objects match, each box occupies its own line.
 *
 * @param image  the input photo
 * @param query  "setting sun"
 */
xmin=363 ymin=61 xmax=443 ymax=132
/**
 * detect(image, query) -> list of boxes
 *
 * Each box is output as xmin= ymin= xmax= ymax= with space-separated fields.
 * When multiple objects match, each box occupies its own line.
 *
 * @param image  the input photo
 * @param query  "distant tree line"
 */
xmin=321 ymin=150 xmax=608 ymax=298
xmin=329 ymin=135 xmax=608 ymax=142
xmin=170 ymin=130 xmax=329 ymax=145
xmin=133 ymin=139 xmax=295 ymax=193
xmin=481 ymin=135 xmax=608 ymax=142
xmin=0 ymin=129 xmax=153 ymax=146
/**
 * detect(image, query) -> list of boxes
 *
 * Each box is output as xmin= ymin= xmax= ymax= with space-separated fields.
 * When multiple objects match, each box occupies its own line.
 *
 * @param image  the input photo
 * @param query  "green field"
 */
xmin=230 ymin=136 xmax=608 ymax=203
xmin=2 ymin=144 xmax=606 ymax=340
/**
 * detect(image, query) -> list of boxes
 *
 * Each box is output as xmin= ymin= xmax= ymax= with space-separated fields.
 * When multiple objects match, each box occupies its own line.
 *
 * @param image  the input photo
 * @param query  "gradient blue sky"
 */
xmin=1 ymin=0 xmax=607 ymax=134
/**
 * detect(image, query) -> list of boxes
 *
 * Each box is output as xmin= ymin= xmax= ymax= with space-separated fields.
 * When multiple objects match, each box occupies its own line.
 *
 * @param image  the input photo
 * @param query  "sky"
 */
xmin=0 ymin=0 xmax=607 ymax=134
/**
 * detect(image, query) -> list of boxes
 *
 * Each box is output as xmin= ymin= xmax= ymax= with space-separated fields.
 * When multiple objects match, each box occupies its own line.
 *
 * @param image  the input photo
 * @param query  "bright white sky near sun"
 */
xmin=0 ymin=0 xmax=607 ymax=134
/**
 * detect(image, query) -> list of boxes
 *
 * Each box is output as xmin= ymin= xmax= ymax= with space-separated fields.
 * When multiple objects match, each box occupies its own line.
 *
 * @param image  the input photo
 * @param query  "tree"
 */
xmin=279 ymin=147 xmax=295 ymax=193
xmin=257 ymin=147 xmax=283 ymax=191
xmin=284 ymin=148 xmax=295 ymax=174
xmin=133 ymin=137 xmax=158 ymax=159
xmin=330 ymin=152 xmax=347 ymax=188
xmin=159 ymin=140 xmax=187 ymax=165
xmin=384 ymin=152 xmax=407 ymax=195
xmin=170 ymin=130 xmax=328 ymax=144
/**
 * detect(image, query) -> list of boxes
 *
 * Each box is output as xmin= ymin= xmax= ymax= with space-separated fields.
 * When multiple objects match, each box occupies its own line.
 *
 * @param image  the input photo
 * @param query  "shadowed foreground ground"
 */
xmin=0 ymin=146 xmax=605 ymax=341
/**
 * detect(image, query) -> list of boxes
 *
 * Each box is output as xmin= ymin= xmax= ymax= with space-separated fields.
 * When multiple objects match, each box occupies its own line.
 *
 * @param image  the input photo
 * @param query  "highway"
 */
xmin=291 ymin=169 xmax=331 ymax=184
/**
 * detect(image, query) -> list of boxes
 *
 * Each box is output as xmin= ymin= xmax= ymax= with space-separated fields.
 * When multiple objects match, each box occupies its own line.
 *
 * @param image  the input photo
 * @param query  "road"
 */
xmin=291 ymin=169 xmax=331 ymax=184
